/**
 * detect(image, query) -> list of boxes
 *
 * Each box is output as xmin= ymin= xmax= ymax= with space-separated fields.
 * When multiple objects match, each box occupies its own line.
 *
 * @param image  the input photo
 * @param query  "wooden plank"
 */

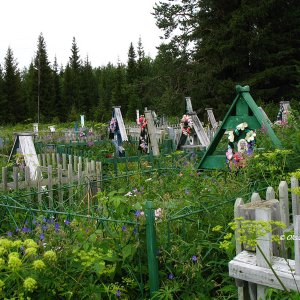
xmin=295 ymin=215 xmax=300 ymax=275
xmin=279 ymin=181 xmax=289 ymax=227
xmin=291 ymin=177 xmax=300 ymax=225
xmin=74 ymin=156 xmax=78 ymax=172
xmin=114 ymin=106 xmax=128 ymax=141
xmin=46 ymin=153 xmax=51 ymax=167
xmin=13 ymin=167 xmax=18 ymax=190
xmin=48 ymin=165 xmax=53 ymax=208
xmin=251 ymin=192 xmax=261 ymax=203
xmin=205 ymin=108 xmax=218 ymax=129
xmin=36 ymin=166 xmax=42 ymax=206
xmin=68 ymin=164 xmax=73 ymax=206
xmin=52 ymin=153 xmax=56 ymax=168
xmin=266 ymin=187 xmax=275 ymax=201
xmin=57 ymin=164 xmax=63 ymax=210
xmin=185 ymin=97 xmax=193 ymax=113
xmin=145 ymin=110 xmax=160 ymax=156
xmin=229 ymin=251 xmax=300 ymax=291
xmin=24 ymin=166 xmax=30 ymax=191
xmin=255 ymin=207 xmax=272 ymax=299
xmin=189 ymin=113 xmax=210 ymax=147
xmin=62 ymin=153 xmax=67 ymax=170
xmin=96 ymin=161 xmax=102 ymax=191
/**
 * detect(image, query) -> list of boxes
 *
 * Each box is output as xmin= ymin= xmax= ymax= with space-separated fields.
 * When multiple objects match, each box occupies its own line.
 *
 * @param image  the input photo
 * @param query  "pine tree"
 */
xmin=3 ymin=47 xmax=23 ymax=123
xmin=52 ymin=57 xmax=63 ymax=122
xmin=34 ymin=33 xmax=55 ymax=122
xmin=0 ymin=65 xmax=7 ymax=124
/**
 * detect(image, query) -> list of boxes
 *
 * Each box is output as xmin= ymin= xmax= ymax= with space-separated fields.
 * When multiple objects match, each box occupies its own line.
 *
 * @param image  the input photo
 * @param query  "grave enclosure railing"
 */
xmin=229 ymin=176 xmax=300 ymax=300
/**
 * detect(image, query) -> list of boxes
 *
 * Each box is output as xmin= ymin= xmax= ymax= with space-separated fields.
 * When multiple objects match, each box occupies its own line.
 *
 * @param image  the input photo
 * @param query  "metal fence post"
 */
xmin=145 ymin=200 xmax=159 ymax=298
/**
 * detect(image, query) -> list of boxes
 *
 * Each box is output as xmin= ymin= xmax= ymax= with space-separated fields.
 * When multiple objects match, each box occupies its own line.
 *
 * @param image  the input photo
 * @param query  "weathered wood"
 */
xmin=57 ymin=164 xmax=63 ymax=210
xmin=42 ymin=154 xmax=46 ymax=167
xmin=279 ymin=181 xmax=289 ymax=227
xmin=113 ymin=106 xmax=128 ymax=141
xmin=13 ymin=167 xmax=18 ymax=190
xmin=251 ymin=192 xmax=261 ymax=203
xmin=234 ymin=198 xmax=249 ymax=299
xmin=205 ymin=108 xmax=218 ymax=129
xmin=36 ymin=166 xmax=42 ymax=206
xmin=291 ymin=177 xmax=300 ymax=225
xmin=295 ymin=215 xmax=300 ymax=276
xmin=52 ymin=152 xmax=56 ymax=168
xmin=145 ymin=110 xmax=160 ymax=156
xmin=24 ymin=166 xmax=30 ymax=190
xmin=229 ymin=251 xmax=300 ymax=291
xmin=189 ymin=112 xmax=210 ymax=147
xmin=96 ymin=161 xmax=102 ymax=191
xmin=266 ymin=187 xmax=275 ymax=201
xmin=256 ymin=207 xmax=272 ymax=299
xmin=62 ymin=154 xmax=67 ymax=170
xmin=46 ymin=153 xmax=51 ymax=167
xmin=68 ymin=163 xmax=73 ymax=206
xmin=47 ymin=165 xmax=53 ymax=208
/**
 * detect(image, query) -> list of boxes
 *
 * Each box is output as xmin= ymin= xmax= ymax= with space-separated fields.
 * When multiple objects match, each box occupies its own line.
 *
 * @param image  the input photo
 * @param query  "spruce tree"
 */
xmin=3 ymin=47 xmax=23 ymax=123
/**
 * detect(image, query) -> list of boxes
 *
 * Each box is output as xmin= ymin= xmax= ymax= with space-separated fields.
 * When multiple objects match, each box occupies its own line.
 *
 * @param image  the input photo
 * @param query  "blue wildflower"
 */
xmin=133 ymin=228 xmax=138 ymax=235
xmin=22 ymin=227 xmax=30 ymax=233
xmin=64 ymin=220 xmax=71 ymax=225
xmin=116 ymin=289 xmax=121 ymax=297
xmin=7 ymin=231 xmax=13 ymax=237
xmin=42 ymin=224 xmax=47 ymax=231
xmin=40 ymin=233 xmax=45 ymax=240
xmin=192 ymin=255 xmax=198 ymax=262
xmin=122 ymin=226 xmax=126 ymax=232
xmin=168 ymin=273 xmax=174 ymax=280
xmin=135 ymin=210 xmax=141 ymax=218
xmin=55 ymin=223 xmax=60 ymax=232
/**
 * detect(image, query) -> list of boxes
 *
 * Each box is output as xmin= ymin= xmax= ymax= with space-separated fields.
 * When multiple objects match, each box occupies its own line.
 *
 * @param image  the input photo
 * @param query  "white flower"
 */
xmin=245 ymin=130 xmax=256 ymax=142
xmin=125 ymin=192 xmax=133 ymax=197
xmin=236 ymin=122 xmax=248 ymax=131
xmin=227 ymin=131 xmax=235 ymax=142
xmin=145 ymin=178 xmax=152 ymax=182
xmin=155 ymin=208 xmax=163 ymax=219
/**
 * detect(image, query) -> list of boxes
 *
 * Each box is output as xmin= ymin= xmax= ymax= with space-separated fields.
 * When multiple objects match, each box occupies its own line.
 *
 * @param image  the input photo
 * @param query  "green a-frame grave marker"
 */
xmin=198 ymin=85 xmax=282 ymax=170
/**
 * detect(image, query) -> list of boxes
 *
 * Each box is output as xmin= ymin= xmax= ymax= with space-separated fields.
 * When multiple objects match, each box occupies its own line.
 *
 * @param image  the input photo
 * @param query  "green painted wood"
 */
xmin=198 ymin=85 xmax=282 ymax=170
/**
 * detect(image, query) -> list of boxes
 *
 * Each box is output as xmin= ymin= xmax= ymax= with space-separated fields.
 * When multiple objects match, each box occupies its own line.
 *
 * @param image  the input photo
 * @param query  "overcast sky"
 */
xmin=0 ymin=0 xmax=162 ymax=69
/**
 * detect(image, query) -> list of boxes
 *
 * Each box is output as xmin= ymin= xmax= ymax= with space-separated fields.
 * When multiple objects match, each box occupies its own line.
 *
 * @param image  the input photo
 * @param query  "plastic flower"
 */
xmin=227 ymin=131 xmax=235 ymax=142
xmin=236 ymin=122 xmax=248 ymax=131
xmin=44 ymin=250 xmax=57 ymax=262
xmin=33 ymin=259 xmax=46 ymax=270
xmin=245 ymin=130 xmax=256 ymax=142
xmin=23 ymin=277 xmax=38 ymax=292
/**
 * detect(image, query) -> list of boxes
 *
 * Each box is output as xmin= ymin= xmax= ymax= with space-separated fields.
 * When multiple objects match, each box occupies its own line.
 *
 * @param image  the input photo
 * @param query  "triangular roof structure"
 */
xmin=198 ymin=85 xmax=282 ymax=170
xmin=8 ymin=132 xmax=40 ymax=180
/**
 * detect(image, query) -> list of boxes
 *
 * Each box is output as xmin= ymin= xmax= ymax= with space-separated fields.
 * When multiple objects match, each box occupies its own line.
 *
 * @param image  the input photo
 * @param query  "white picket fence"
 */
xmin=229 ymin=177 xmax=300 ymax=299
xmin=1 ymin=153 xmax=103 ymax=207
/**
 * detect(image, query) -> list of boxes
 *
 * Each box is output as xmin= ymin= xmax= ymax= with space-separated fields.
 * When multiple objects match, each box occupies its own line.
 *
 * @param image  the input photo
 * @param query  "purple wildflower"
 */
xmin=42 ymin=224 xmax=48 ymax=231
xmin=116 ymin=289 xmax=121 ymax=297
xmin=16 ymin=227 xmax=20 ymax=232
xmin=7 ymin=231 xmax=13 ymax=237
xmin=168 ymin=273 xmax=174 ymax=280
xmin=192 ymin=255 xmax=198 ymax=262
xmin=122 ymin=226 xmax=127 ymax=232
xmin=55 ymin=223 xmax=60 ymax=232
xmin=22 ymin=227 xmax=30 ymax=233
xmin=135 ymin=210 xmax=141 ymax=218
xmin=133 ymin=228 xmax=138 ymax=235
xmin=64 ymin=220 xmax=71 ymax=226
xmin=40 ymin=233 xmax=45 ymax=240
